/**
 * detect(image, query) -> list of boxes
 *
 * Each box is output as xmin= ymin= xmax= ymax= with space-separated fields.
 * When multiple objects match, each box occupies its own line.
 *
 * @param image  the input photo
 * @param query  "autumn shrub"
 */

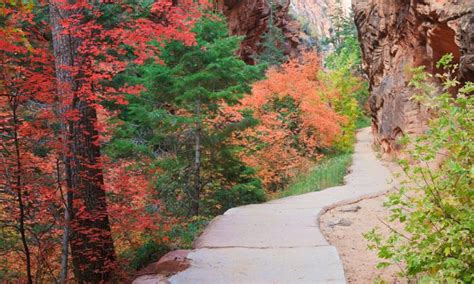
xmin=365 ymin=55 xmax=474 ymax=282
xmin=1 ymin=0 xmax=208 ymax=281
xmin=235 ymin=53 xmax=345 ymax=191
xmin=0 ymin=4 xmax=66 ymax=281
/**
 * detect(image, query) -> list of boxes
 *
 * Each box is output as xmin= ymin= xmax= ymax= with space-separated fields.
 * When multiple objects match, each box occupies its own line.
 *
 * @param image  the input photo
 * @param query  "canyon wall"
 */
xmin=353 ymin=0 xmax=474 ymax=153
xmin=215 ymin=0 xmax=300 ymax=64
xmin=290 ymin=0 xmax=351 ymax=39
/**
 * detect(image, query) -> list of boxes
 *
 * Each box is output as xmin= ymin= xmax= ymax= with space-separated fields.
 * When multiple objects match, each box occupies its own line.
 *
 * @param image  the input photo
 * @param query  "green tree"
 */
xmin=108 ymin=14 xmax=266 ymax=217
xmin=254 ymin=0 xmax=287 ymax=66
xmin=325 ymin=3 xmax=362 ymax=73
xmin=318 ymin=4 xmax=369 ymax=152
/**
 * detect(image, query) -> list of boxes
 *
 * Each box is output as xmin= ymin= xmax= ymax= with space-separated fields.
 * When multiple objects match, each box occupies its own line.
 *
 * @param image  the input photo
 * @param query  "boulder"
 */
xmin=134 ymin=250 xmax=191 ymax=283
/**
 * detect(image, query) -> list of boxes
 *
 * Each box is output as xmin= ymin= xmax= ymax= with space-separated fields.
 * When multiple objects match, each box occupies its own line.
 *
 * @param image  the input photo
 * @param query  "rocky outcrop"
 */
xmin=353 ymin=0 xmax=474 ymax=153
xmin=133 ymin=250 xmax=191 ymax=283
xmin=460 ymin=14 xmax=474 ymax=82
xmin=290 ymin=0 xmax=351 ymax=39
xmin=215 ymin=0 xmax=301 ymax=64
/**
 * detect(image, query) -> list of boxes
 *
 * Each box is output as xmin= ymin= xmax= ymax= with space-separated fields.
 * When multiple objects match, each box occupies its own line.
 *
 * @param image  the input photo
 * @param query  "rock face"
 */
xmin=353 ymin=0 xmax=474 ymax=153
xmin=290 ymin=0 xmax=352 ymax=39
xmin=215 ymin=0 xmax=301 ymax=64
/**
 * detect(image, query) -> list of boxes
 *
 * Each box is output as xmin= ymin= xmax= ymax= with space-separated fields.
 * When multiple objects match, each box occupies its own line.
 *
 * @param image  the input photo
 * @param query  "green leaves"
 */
xmin=318 ymin=13 xmax=369 ymax=153
xmin=107 ymin=13 xmax=266 ymax=218
xmin=435 ymin=53 xmax=455 ymax=70
xmin=365 ymin=56 xmax=474 ymax=282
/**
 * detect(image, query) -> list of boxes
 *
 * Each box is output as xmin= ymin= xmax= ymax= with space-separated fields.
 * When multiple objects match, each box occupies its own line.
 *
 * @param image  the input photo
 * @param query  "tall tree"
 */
xmin=1 ymin=0 xmax=203 ymax=281
xmin=49 ymin=1 xmax=203 ymax=281
xmin=49 ymin=1 xmax=116 ymax=282
xmin=255 ymin=0 xmax=287 ymax=66
xmin=108 ymin=14 xmax=266 ymax=217
xmin=1 ymin=3 xmax=59 ymax=282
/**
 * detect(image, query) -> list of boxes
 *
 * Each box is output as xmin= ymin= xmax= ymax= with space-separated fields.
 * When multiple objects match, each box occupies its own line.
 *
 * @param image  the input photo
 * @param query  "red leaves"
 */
xmin=1 ymin=0 xmax=206 ymax=281
xmin=104 ymin=160 xmax=162 ymax=249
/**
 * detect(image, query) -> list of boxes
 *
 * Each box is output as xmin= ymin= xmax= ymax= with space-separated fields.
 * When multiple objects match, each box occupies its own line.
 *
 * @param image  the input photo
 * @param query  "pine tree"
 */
xmin=254 ymin=0 xmax=287 ymax=66
xmin=109 ymin=14 xmax=266 ymax=217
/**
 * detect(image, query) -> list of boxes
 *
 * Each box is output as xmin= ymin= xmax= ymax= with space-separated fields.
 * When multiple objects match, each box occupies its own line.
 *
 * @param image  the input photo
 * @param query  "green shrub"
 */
xmin=108 ymin=13 xmax=265 ymax=218
xmin=355 ymin=115 xmax=371 ymax=129
xmin=365 ymin=55 xmax=474 ymax=282
xmin=211 ymin=180 xmax=267 ymax=213
xmin=254 ymin=0 xmax=287 ymax=66
xmin=318 ymin=8 xmax=369 ymax=152
xmin=129 ymin=240 xmax=169 ymax=271
xmin=319 ymin=69 xmax=365 ymax=152
xmin=166 ymin=217 xmax=210 ymax=249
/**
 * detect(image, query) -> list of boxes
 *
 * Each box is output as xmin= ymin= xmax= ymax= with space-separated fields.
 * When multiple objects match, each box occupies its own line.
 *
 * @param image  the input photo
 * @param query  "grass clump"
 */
xmin=278 ymin=153 xmax=352 ymax=198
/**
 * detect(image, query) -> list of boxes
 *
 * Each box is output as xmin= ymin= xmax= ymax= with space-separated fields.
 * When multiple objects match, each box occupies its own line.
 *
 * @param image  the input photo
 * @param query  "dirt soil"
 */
xmin=320 ymin=160 xmax=408 ymax=284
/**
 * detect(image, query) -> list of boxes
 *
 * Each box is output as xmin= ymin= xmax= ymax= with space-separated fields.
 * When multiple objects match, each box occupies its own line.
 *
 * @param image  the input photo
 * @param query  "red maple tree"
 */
xmin=1 ymin=1 xmax=206 ymax=282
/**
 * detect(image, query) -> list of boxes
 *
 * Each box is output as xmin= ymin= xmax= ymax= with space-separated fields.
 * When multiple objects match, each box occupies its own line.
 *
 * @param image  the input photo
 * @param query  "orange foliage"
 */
xmin=236 ymin=53 xmax=344 ymax=190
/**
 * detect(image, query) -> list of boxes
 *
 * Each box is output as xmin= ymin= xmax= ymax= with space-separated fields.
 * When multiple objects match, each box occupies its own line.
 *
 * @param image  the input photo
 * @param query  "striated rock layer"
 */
xmin=353 ymin=0 xmax=474 ymax=153
xmin=215 ymin=0 xmax=301 ymax=64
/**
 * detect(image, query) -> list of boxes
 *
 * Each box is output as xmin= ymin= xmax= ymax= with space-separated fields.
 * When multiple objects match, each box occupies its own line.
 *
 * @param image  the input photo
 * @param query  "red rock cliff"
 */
xmin=353 ymin=0 xmax=473 ymax=153
xmin=215 ymin=0 xmax=300 ymax=63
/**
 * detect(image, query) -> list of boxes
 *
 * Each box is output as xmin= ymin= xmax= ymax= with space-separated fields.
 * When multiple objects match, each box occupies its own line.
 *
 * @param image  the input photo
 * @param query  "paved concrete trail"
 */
xmin=170 ymin=128 xmax=393 ymax=284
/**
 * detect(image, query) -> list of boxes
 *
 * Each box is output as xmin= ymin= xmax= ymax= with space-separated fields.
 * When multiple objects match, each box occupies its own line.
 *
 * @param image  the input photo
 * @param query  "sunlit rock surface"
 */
xmin=290 ymin=0 xmax=352 ymax=39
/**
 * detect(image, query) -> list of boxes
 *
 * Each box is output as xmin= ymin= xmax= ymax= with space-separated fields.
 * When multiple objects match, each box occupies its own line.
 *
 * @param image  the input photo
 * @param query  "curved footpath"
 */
xmin=142 ymin=128 xmax=394 ymax=284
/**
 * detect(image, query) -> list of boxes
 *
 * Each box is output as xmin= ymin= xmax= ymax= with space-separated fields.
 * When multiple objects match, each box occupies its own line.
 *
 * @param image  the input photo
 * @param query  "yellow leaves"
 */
xmin=0 ymin=0 xmax=35 ymax=16
xmin=0 ymin=6 xmax=8 ymax=16
xmin=13 ymin=28 xmax=33 ymax=51
xmin=0 ymin=5 xmax=34 ymax=52
xmin=0 ymin=0 xmax=35 ymax=8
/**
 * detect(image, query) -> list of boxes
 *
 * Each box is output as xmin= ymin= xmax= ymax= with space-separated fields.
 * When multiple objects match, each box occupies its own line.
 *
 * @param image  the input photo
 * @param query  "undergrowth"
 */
xmin=278 ymin=153 xmax=353 ymax=198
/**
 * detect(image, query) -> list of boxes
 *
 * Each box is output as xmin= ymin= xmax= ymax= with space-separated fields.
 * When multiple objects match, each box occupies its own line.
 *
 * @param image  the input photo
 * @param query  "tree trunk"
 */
xmin=59 ymin=193 xmax=70 ymax=284
xmin=58 ymin=158 xmax=71 ymax=284
xmin=12 ymin=105 xmax=33 ymax=284
xmin=192 ymin=97 xmax=202 ymax=216
xmin=49 ymin=2 xmax=116 ymax=283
